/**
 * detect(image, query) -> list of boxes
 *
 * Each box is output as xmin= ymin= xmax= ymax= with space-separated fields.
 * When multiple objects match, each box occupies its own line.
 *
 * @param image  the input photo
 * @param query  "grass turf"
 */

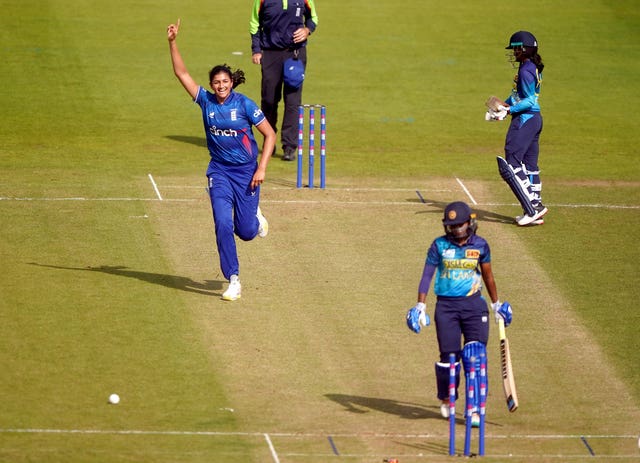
xmin=1 ymin=0 xmax=639 ymax=461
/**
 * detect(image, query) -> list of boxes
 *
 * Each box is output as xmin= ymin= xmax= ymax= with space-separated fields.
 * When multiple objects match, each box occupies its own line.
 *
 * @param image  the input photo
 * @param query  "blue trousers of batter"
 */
xmin=434 ymin=293 xmax=489 ymax=364
xmin=504 ymin=112 xmax=543 ymax=175
xmin=207 ymin=162 xmax=260 ymax=280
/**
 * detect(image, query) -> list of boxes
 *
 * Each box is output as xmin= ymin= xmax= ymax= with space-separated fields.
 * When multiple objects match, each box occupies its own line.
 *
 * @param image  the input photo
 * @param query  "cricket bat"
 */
xmin=485 ymin=95 xmax=507 ymax=111
xmin=498 ymin=318 xmax=519 ymax=412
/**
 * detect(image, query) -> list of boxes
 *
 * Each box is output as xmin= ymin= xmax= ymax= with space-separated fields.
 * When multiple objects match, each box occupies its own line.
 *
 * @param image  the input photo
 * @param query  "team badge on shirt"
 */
xmin=230 ymin=109 xmax=237 ymax=121
xmin=443 ymin=249 xmax=456 ymax=258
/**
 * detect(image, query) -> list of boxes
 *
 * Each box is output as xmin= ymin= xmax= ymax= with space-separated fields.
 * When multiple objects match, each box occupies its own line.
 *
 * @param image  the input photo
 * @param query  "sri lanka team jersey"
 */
xmin=505 ymin=59 xmax=541 ymax=117
xmin=426 ymin=234 xmax=491 ymax=298
xmin=194 ymin=87 xmax=266 ymax=168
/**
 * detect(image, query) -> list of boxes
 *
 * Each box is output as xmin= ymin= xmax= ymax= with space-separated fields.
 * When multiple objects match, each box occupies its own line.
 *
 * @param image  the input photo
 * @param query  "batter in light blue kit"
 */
xmin=167 ymin=19 xmax=276 ymax=301
xmin=406 ymin=202 xmax=513 ymax=426
xmin=498 ymin=31 xmax=547 ymax=226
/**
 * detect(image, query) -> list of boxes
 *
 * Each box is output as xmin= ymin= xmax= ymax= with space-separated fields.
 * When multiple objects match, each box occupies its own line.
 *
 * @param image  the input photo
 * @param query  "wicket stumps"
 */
xmin=463 ymin=358 xmax=476 ymax=456
xmin=449 ymin=352 xmax=487 ymax=457
xmin=297 ymin=104 xmax=326 ymax=189
xmin=448 ymin=353 xmax=456 ymax=456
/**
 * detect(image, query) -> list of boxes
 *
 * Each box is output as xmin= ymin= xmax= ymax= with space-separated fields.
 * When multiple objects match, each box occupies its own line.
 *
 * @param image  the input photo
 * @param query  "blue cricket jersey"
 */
xmin=194 ymin=87 xmax=266 ymax=172
xmin=506 ymin=60 xmax=541 ymax=125
xmin=426 ymin=234 xmax=491 ymax=298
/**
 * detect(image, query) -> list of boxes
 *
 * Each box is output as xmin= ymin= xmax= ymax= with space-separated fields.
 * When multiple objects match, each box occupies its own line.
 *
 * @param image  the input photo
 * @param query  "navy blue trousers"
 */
xmin=260 ymin=47 xmax=307 ymax=150
xmin=434 ymin=293 xmax=489 ymax=363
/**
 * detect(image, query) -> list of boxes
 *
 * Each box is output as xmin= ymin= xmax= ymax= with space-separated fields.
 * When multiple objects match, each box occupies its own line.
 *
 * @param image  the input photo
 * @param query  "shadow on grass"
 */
xmin=165 ymin=135 xmax=207 ymax=148
xmin=411 ymin=196 xmax=514 ymax=224
xmin=28 ymin=263 xmax=223 ymax=296
xmin=325 ymin=393 xmax=504 ymax=428
xmin=325 ymin=393 xmax=442 ymax=420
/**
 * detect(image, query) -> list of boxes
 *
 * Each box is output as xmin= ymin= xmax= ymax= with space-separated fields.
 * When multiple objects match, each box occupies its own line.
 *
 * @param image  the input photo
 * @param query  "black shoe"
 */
xmin=282 ymin=147 xmax=296 ymax=161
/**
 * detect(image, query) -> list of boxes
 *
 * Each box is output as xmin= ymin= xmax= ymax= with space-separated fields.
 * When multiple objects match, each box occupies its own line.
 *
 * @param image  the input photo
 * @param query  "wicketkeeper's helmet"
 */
xmin=505 ymin=31 xmax=538 ymax=49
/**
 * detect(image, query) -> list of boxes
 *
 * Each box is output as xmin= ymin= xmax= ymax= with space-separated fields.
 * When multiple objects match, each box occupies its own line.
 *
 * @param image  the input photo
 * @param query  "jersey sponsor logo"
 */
xmin=466 ymin=249 xmax=480 ymax=259
xmin=253 ymin=108 xmax=263 ymax=118
xmin=209 ymin=125 xmax=238 ymax=137
xmin=443 ymin=259 xmax=478 ymax=270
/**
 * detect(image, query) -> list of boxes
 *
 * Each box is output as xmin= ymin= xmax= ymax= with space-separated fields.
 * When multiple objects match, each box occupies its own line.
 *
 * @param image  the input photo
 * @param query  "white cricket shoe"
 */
xmin=516 ymin=204 xmax=548 ymax=226
xmin=257 ymin=206 xmax=268 ymax=238
xmin=222 ymin=275 xmax=241 ymax=301
xmin=440 ymin=401 xmax=450 ymax=419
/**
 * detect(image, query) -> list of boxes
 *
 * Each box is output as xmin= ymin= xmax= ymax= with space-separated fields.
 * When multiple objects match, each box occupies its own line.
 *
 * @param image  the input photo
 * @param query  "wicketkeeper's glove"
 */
xmin=406 ymin=302 xmax=430 ymax=334
xmin=491 ymin=301 xmax=513 ymax=327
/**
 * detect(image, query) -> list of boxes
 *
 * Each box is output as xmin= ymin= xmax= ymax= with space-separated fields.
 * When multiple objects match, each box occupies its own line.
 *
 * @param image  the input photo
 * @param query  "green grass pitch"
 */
xmin=1 ymin=0 xmax=639 ymax=461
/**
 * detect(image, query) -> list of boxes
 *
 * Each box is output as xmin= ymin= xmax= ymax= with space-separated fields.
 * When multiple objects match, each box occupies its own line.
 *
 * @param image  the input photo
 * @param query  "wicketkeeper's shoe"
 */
xmin=516 ymin=203 xmax=548 ymax=226
xmin=440 ymin=401 xmax=450 ymax=419
xmin=257 ymin=207 xmax=269 ymax=238
xmin=222 ymin=275 xmax=241 ymax=301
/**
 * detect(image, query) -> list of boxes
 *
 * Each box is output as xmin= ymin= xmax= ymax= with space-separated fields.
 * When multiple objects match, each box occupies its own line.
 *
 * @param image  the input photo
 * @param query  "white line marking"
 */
xmin=0 ymin=196 xmax=638 ymax=210
xmin=148 ymin=173 xmax=163 ymax=201
xmin=160 ymin=186 xmax=454 ymax=192
xmin=264 ymin=433 xmax=281 ymax=463
xmin=456 ymin=177 xmax=477 ymax=205
xmin=0 ymin=428 xmax=635 ymax=439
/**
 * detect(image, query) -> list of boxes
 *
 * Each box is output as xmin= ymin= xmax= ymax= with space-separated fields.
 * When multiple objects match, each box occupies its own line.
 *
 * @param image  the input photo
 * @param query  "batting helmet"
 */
xmin=505 ymin=31 xmax=538 ymax=49
xmin=442 ymin=201 xmax=472 ymax=225
xmin=442 ymin=201 xmax=477 ymax=239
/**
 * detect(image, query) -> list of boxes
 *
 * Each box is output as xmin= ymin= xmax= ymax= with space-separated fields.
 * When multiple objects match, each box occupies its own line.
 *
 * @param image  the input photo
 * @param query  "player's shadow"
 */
xmin=325 ymin=393 xmax=502 ymax=427
xmin=325 ymin=394 xmax=444 ymax=421
xmin=165 ymin=135 xmax=207 ymax=148
xmin=411 ymin=198 xmax=514 ymax=224
xmin=28 ymin=262 xmax=223 ymax=296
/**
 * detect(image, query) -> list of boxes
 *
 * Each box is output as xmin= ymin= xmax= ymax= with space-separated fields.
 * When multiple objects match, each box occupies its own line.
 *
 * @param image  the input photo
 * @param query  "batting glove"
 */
xmin=406 ymin=302 xmax=430 ymax=334
xmin=491 ymin=301 xmax=513 ymax=327
xmin=485 ymin=108 xmax=508 ymax=121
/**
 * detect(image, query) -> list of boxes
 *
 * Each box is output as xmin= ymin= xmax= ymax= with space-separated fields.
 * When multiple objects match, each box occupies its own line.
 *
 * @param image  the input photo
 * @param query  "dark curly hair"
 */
xmin=521 ymin=48 xmax=544 ymax=73
xmin=209 ymin=64 xmax=246 ymax=89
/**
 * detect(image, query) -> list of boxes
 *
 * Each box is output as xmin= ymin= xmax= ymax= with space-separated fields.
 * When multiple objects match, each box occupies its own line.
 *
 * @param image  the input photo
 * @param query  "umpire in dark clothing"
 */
xmin=250 ymin=0 xmax=319 ymax=161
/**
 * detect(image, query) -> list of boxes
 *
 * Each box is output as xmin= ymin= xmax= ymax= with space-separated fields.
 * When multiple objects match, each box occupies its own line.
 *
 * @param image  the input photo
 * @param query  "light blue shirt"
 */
xmin=425 ymin=235 xmax=491 ymax=298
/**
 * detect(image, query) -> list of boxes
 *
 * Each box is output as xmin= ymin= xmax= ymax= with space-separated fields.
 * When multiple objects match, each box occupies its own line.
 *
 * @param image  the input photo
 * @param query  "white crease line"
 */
xmin=0 ymin=197 xmax=638 ymax=209
xmin=0 ymin=197 xmax=192 ymax=202
xmin=0 ymin=428 xmax=635 ymax=439
xmin=160 ymin=186 xmax=454 ymax=192
xmin=264 ymin=433 xmax=281 ymax=463
xmin=456 ymin=177 xmax=477 ymax=205
xmin=148 ymin=173 xmax=163 ymax=201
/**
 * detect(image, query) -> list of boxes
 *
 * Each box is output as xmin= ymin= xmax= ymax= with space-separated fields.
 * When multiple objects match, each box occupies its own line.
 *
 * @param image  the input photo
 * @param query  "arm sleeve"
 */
xmin=249 ymin=0 xmax=262 ymax=53
xmin=418 ymin=263 xmax=436 ymax=295
xmin=305 ymin=0 xmax=318 ymax=32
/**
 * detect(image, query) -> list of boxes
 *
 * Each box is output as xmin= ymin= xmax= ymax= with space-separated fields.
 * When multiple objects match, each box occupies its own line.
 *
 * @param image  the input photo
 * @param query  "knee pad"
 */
xmin=497 ymin=156 xmax=536 ymax=215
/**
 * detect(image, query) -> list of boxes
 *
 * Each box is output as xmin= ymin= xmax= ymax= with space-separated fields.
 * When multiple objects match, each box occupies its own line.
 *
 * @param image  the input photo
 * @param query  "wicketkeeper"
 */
xmin=406 ymin=202 xmax=512 ymax=425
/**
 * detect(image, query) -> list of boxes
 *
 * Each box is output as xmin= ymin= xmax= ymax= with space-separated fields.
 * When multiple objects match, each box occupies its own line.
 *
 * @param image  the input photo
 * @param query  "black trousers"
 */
xmin=260 ymin=47 xmax=307 ymax=150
